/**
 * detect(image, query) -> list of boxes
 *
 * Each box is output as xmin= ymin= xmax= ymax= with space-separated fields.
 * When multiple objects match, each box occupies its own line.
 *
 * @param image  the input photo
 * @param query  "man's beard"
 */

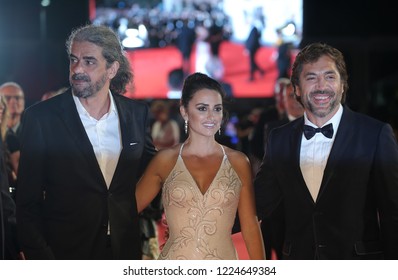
xmin=71 ymin=73 xmax=108 ymax=98
xmin=305 ymin=90 xmax=339 ymax=118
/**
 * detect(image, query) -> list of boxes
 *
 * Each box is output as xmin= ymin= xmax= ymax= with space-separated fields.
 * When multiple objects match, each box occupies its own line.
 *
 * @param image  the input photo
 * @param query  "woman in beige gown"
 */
xmin=136 ymin=73 xmax=265 ymax=260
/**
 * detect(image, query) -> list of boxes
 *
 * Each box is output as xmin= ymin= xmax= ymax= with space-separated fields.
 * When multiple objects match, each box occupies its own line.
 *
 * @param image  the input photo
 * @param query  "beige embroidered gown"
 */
xmin=158 ymin=144 xmax=242 ymax=260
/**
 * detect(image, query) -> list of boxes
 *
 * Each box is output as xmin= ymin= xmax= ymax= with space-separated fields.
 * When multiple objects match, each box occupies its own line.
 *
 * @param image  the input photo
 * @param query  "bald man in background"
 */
xmin=0 ymin=82 xmax=25 ymax=138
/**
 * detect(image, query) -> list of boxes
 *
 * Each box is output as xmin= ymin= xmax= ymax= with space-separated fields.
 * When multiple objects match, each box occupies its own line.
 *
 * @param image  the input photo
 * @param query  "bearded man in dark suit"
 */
xmin=254 ymin=42 xmax=398 ymax=259
xmin=16 ymin=24 xmax=156 ymax=260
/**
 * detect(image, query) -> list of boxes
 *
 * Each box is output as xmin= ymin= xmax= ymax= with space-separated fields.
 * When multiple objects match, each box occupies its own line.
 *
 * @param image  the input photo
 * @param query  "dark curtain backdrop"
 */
xmin=0 ymin=0 xmax=89 ymax=106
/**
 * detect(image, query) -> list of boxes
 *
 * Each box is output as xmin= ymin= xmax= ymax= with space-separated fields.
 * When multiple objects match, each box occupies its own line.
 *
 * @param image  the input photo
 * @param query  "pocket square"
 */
xmin=130 ymin=142 xmax=138 ymax=146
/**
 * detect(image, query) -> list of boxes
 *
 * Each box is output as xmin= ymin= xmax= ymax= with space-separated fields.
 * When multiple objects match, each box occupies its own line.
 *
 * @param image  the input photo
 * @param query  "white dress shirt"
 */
xmin=73 ymin=91 xmax=122 ymax=188
xmin=300 ymin=104 xmax=343 ymax=201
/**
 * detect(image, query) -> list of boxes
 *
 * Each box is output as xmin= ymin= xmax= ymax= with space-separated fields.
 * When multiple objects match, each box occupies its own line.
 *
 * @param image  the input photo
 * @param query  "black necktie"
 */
xmin=303 ymin=123 xmax=334 ymax=140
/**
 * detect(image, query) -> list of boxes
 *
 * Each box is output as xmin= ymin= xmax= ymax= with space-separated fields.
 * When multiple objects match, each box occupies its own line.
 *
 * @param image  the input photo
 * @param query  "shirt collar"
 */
xmin=72 ymin=90 xmax=117 ymax=119
xmin=304 ymin=104 xmax=343 ymax=138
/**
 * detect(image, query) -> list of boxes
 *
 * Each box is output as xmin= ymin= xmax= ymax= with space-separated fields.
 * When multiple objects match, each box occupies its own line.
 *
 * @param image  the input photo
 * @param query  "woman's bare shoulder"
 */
xmin=223 ymin=146 xmax=253 ymax=186
xmin=150 ymin=145 xmax=181 ymax=178
xmin=153 ymin=145 xmax=180 ymax=162
xmin=223 ymin=146 xmax=251 ymax=173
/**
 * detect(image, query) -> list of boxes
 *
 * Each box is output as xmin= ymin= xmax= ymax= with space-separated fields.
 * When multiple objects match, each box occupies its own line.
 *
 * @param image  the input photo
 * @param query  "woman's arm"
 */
xmin=135 ymin=154 xmax=163 ymax=213
xmin=135 ymin=148 xmax=177 ymax=213
xmin=233 ymin=151 xmax=266 ymax=260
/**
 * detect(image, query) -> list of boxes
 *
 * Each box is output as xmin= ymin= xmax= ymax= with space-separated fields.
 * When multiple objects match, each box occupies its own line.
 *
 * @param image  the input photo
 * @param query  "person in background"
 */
xmin=175 ymin=18 xmax=196 ymax=76
xmin=166 ymin=68 xmax=184 ymax=99
xmin=206 ymin=23 xmax=224 ymax=60
xmin=135 ymin=72 xmax=265 ymax=260
xmin=150 ymin=100 xmax=180 ymax=150
xmin=249 ymin=78 xmax=303 ymax=178
xmin=244 ymin=14 xmax=265 ymax=82
xmin=0 ymin=82 xmax=25 ymax=138
xmin=0 ymin=95 xmax=19 ymax=259
xmin=166 ymin=68 xmax=186 ymax=142
xmin=263 ymin=78 xmax=304 ymax=146
xmin=235 ymin=108 xmax=263 ymax=160
xmin=249 ymin=77 xmax=290 ymax=172
xmin=194 ymin=22 xmax=212 ymax=76
xmin=0 ymin=87 xmax=21 ymax=199
xmin=16 ymin=24 xmax=156 ymax=260
xmin=0 ymin=96 xmax=9 ymax=160
xmin=205 ymin=47 xmax=234 ymax=99
xmin=254 ymin=42 xmax=398 ymax=259
xmin=275 ymin=29 xmax=294 ymax=79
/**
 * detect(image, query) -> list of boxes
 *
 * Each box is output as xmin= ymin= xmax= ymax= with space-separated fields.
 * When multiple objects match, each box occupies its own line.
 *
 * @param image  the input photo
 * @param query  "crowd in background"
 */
xmin=93 ymin=1 xmax=232 ymax=49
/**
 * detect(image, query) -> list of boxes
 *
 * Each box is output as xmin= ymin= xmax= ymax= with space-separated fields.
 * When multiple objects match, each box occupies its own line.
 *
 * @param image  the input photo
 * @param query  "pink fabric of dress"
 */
xmin=158 ymin=144 xmax=242 ymax=260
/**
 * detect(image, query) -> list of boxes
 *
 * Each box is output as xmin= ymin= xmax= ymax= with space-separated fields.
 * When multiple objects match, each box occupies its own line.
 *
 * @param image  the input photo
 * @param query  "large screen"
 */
xmin=93 ymin=0 xmax=303 ymax=99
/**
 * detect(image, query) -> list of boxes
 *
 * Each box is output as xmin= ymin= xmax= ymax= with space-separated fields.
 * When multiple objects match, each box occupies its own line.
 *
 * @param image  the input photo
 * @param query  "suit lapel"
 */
xmin=317 ymin=106 xmax=353 ymax=202
xmin=58 ymin=91 xmax=106 ymax=186
xmin=113 ymin=94 xmax=134 ymax=148
xmin=290 ymin=118 xmax=317 ymax=205
xmin=108 ymin=94 xmax=136 ymax=189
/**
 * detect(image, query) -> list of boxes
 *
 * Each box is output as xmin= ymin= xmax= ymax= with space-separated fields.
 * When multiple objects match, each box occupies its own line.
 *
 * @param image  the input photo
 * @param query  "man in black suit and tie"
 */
xmin=16 ymin=24 xmax=157 ymax=259
xmin=254 ymin=42 xmax=398 ymax=259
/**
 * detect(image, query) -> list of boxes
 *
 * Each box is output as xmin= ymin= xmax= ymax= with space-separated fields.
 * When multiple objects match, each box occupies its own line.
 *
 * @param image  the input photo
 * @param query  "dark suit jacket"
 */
xmin=0 ymin=138 xmax=19 ymax=259
xmin=245 ymin=26 xmax=261 ymax=53
xmin=254 ymin=106 xmax=398 ymax=259
xmin=16 ymin=90 xmax=156 ymax=259
xmin=0 ymin=174 xmax=18 ymax=260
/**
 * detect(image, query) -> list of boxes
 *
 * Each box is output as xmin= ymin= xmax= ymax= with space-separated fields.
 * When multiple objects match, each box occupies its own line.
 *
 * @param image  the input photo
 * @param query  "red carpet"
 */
xmin=125 ymin=41 xmax=278 ymax=99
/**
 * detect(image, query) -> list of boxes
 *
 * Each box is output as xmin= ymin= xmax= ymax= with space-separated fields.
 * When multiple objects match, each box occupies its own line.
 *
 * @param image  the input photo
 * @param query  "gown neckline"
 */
xmin=178 ymin=143 xmax=226 ymax=196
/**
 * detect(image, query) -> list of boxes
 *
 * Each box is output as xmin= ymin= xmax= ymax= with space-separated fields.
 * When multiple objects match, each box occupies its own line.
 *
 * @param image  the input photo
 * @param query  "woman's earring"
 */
xmin=219 ymin=128 xmax=221 ymax=135
xmin=184 ymin=120 xmax=188 ymax=134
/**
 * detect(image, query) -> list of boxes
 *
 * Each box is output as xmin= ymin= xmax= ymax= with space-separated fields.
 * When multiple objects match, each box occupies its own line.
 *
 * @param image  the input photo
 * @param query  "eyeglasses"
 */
xmin=4 ymin=96 xmax=24 ymax=101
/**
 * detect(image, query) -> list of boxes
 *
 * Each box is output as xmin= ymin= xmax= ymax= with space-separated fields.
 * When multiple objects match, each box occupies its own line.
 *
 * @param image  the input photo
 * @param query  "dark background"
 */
xmin=0 ymin=0 xmax=90 ymax=105
xmin=0 ymin=0 xmax=397 ymax=127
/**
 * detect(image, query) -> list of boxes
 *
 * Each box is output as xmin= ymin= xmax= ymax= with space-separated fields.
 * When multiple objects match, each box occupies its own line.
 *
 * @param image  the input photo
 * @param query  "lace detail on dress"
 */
xmin=159 ymin=145 xmax=242 ymax=260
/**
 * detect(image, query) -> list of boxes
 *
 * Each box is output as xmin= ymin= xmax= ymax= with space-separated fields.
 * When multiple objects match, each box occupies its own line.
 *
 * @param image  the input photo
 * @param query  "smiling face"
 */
xmin=181 ymin=89 xmax=223 ymax=137
xmin=69 ymin=41 xmax=118 ymax=98
xmin=296 ymin=55 xmax=344 ymax=125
